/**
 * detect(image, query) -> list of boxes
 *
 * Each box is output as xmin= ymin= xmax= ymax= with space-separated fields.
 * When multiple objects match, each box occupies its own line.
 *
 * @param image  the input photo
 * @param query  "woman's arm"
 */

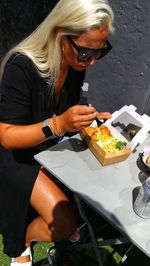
xmin=0 ymin=104 xmax=97 ymax=149
xmin=0 ymin=121 xmax=49 ymax=149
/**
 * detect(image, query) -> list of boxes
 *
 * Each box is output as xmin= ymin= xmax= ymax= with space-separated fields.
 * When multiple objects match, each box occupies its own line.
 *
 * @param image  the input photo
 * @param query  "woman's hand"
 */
xmin=57 ymin=104 xmax=98 ymax=133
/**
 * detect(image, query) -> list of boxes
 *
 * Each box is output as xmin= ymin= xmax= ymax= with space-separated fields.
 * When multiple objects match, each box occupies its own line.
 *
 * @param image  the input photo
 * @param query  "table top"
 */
xmin=34 ymin=133 xmax=150 ymax=257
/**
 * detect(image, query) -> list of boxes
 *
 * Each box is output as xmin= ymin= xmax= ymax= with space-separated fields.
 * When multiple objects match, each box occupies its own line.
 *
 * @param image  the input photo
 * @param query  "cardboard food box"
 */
xmin=80 ymin=105 xmax=150 ymax=166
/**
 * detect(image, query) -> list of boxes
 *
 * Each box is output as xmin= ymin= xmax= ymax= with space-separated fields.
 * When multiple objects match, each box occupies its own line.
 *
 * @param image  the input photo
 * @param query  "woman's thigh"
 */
xmin=30 ymin=168 xmax=77 ymax=232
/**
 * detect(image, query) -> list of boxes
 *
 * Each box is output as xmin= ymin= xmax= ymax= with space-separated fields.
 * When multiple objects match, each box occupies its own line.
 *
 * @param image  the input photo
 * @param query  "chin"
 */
xmin=74 ymin=65 xmax=87 ymax=71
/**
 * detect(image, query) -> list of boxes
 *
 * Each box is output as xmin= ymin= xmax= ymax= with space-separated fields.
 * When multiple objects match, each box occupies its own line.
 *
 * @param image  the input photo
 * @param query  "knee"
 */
xmin=51 ymin=201 xmax=78 ymax=241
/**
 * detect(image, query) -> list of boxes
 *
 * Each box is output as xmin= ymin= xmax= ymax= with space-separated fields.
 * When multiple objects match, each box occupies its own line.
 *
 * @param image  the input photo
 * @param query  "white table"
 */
xmin=34 ymin=133 xmax=150 ymax=260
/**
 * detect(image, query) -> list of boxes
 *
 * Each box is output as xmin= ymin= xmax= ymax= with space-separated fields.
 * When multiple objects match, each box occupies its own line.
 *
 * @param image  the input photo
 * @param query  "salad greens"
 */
xmin=115 ymin=141 xmax=127 ymax=150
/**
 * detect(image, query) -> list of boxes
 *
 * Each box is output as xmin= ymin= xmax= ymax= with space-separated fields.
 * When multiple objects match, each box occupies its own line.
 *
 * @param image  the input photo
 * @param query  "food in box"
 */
xmin=80 ymin=124 xmax=132 ymax=166
xmin=80 ymin=105 xmax=150 ymax=166
xmin=85 ymin=125 xmax=128 ymax=152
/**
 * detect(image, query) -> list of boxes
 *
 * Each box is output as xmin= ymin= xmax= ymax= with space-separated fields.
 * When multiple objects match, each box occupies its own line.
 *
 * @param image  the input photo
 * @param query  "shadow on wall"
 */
xmin=0 ymin=0 xmax=58 ymax=57
xmin=85 ymin=0 xmax=150 ymax=115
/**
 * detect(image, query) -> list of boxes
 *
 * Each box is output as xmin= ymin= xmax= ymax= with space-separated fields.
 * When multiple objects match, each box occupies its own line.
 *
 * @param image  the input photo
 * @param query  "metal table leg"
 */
xmin=74 ymin=194 xmax=104 ymax=266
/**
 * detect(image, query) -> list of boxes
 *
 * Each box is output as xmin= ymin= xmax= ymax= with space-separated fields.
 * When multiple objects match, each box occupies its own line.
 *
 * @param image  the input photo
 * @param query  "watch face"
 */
xmin=42 ymin=125 xmax=53 ymax=138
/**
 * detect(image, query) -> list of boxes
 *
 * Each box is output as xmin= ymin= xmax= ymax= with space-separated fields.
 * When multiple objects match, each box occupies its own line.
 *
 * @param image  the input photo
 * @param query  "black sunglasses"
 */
xmin=67 ymin=36 xmax=112 ymax=62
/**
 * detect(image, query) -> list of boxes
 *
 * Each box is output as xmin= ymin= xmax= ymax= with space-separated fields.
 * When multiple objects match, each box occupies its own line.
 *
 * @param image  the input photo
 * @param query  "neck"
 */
xmin=54 ymin=61 xmax=69 ymax=94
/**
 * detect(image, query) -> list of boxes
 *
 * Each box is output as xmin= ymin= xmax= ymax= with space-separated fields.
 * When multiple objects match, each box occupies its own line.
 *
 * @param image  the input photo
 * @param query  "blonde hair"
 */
xmin=0 ymin=0 xmax=114 ymax=84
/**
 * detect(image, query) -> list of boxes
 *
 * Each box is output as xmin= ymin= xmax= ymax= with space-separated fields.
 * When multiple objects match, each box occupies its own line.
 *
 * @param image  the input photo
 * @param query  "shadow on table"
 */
xmin=49 ymin=137 xmax=88 ymax=153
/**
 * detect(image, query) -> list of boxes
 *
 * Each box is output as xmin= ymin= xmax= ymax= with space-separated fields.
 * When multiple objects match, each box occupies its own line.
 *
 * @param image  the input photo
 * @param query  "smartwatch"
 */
xmin=42 ymin=118 xmax=55 ymax=138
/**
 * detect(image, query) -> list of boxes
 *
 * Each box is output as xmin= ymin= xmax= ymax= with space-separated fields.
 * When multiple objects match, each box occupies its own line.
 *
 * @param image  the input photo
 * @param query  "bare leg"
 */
xmin=13 ymin=168 xmax=77 ymax=263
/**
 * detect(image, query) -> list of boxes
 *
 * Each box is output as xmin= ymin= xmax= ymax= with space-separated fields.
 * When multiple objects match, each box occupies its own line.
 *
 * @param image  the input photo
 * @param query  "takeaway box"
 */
xmin=80 ymin=105 xmax=150 ymax=166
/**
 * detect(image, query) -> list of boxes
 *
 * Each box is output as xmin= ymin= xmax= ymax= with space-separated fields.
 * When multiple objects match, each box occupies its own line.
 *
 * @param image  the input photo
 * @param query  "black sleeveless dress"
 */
xmin=0 ymin=54 xmax=85 ymax=257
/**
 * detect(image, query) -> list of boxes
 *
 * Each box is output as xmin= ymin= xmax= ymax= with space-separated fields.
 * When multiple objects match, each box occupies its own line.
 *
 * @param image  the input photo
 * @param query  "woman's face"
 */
xmin=62 ymin=26 xmax=110 ymax=71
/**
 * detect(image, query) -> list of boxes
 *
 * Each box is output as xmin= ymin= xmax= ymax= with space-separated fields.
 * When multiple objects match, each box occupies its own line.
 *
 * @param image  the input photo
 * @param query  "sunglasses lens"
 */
xmin=77 ymin=42 xmax=112 ymax=62
xmin=95 ymin=50 xmax=106 ymax=60
xmin=77 ymin=50 xmax=96 ymax=62
xmin=95 ymin=46 xmax=112 ymax=60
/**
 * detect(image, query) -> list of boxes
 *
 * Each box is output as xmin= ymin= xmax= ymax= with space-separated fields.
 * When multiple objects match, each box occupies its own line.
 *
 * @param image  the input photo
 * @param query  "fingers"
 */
xmin=70 ymin=112 xmax=97 ymax=129
xmin=79 ymin=105 xmax=111 ymax=119
xmin=78 ymin=104 xmax=96 ymax=115
xmin=60 ymin=105 xmax=111 ymax=133
xmin=97 ymin=112 xmax=112 ymax=120
xmin=75 ymin=105 xmax=97 ymax=125
xmin=60 ymin=105 xmax=97 ymax=132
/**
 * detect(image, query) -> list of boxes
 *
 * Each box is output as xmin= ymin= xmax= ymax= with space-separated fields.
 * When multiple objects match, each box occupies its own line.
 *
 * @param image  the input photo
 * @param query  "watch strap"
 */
xmin=42 ymin=118 xmax=55 ymax=138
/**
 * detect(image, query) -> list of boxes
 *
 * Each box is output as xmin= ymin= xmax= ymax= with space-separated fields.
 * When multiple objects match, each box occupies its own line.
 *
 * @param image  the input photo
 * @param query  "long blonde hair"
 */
xmin=0 ymin=0 xmax=114 ymax=84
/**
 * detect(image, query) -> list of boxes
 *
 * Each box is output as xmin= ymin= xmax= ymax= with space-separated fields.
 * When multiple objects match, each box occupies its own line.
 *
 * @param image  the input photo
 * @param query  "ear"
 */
xmin=61 ymin=36 xmax=69 ymax=51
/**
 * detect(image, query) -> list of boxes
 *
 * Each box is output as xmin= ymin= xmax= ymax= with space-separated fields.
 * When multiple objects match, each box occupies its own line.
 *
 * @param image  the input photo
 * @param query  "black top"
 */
xmin=0 ymin=53 xmax=85 ymax=257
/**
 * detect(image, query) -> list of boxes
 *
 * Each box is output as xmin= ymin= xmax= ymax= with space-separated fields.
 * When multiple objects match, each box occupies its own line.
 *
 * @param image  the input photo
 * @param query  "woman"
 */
xmin=0 ymin=0 xmax=114 ymax=265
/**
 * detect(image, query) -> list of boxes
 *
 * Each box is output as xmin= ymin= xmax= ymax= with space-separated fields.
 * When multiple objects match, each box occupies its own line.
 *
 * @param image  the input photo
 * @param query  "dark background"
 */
xmin=0 ymin=0 xmax=150 ymax=115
